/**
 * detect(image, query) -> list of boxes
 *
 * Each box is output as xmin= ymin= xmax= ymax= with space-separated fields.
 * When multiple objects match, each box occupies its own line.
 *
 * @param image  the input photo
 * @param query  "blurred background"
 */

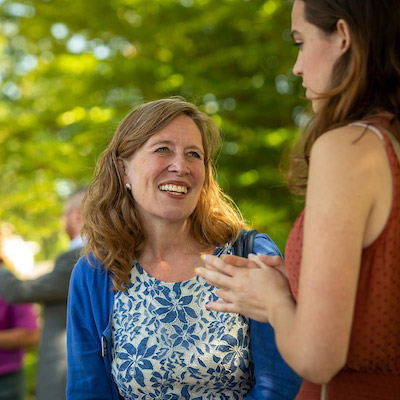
xmin=0 ymin=0 xmax=307 ymax=396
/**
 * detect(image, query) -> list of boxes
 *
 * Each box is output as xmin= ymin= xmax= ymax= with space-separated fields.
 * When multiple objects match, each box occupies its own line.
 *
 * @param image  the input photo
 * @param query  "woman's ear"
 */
xmin=336 ymin=19 xmax=351 ymax=53
xmin=117 ymin=157 xmax=127 ymax=180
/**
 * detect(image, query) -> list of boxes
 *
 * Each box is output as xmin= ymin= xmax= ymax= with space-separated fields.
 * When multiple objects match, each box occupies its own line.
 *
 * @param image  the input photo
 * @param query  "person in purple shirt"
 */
xmin=0 ymin=291 xmax=39 ymax=400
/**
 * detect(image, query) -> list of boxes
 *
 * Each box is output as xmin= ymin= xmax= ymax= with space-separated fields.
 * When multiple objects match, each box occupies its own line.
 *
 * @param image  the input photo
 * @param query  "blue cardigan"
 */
xmin=66 ymin=234 xmax=302 ymax=399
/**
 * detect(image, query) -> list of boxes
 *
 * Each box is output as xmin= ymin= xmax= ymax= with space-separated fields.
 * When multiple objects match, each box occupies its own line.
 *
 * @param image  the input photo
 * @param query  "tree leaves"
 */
xmin=0 ymin=0 xmax=305 ymax=257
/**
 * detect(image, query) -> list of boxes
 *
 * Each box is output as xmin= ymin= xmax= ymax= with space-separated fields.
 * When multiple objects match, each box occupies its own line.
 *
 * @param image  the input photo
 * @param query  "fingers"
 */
xmin=221 ymin=253 xmax=283 ymax=271
xmin=200 ymin=254 xmax=239 ymax=277
xmin=247 ymin=254 xmax=289 ymax=278
xmin=205 ymin=299 xmax=240 ymax=314
xmin=220 ymin=254 xmax=258 ymax=268
xmin=256 ymin=254 xmax=283 ymax=267
xmin=196 ymin=255 xmax=240 ymax=289
xmin=247 ymin=254 xmax=269 ymax=269
xmin=257 ymin=254 xmax=288 ymax=278
xmin=195 ymin=266 xmax=233 ymax=289
xmin=204 ymin=278 xmax=225 ymax=289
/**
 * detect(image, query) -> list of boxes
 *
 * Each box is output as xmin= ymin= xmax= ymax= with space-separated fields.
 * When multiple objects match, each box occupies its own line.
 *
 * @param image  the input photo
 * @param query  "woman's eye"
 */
xmin=155 ymin=147 xmax=169 ymax=153
xmin=188 ymin=151 xmax=201 ymax=159
xmin=294 ymin=41 xmax=303 ymax=49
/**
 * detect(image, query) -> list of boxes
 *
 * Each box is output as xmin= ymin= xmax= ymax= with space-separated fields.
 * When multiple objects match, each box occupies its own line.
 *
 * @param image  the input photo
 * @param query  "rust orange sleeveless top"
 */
xmin=285 ymin=120 xmax=400 ymax=399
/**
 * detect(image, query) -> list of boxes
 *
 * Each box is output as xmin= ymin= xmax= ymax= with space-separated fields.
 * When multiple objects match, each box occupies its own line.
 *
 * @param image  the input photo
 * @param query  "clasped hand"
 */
xmin=195 ymin=253 xmax=292 ymax=323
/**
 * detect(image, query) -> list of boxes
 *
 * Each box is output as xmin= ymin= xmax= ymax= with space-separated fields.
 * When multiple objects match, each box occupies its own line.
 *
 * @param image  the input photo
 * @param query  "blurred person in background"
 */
xmin=0 ymin=225 xmax=40 ymax=400
xmin=0 ymin=188 xmax=86 ymax=400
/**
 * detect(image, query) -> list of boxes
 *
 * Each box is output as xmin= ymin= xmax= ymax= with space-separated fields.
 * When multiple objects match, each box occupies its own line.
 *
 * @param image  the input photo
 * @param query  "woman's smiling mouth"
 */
xmin=158 ymin=184 xmax=188 ymax=195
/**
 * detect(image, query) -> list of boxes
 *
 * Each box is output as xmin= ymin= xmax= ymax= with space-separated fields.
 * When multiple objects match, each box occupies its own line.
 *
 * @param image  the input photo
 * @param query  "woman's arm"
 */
xmin=0 ymin=248 xmax=80 ymax=304
xmin=197 ymin=126 xmax=389 ymax=383
xmin=0 ymin=301 xmax=40 ymax=350
xmin=67 ymin=258 xmax=118 ymax=400
xmin=278 ymin=126 xmax=389 ymax=382
xmin=0 ymin=327 xmax=40 ymax=349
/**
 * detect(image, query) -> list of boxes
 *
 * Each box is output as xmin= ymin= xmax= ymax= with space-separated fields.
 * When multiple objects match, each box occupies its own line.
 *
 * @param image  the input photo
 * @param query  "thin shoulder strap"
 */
xmin=348 ymin=122 xmax=385 ymax=141
xmin=349 ymin=122 xmax=400 ymax=162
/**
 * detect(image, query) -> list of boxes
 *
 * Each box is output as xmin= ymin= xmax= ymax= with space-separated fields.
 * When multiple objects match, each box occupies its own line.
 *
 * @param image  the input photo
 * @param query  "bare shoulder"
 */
xmin=307 ymin=124 xmax=392 ymax=240
xmin=310 ymin=124 xmax=388 ymax=171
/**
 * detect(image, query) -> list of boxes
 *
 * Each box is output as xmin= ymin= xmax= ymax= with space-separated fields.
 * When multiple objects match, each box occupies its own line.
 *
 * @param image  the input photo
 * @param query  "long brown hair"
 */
xmin=82 ymin=97 xmax=245 ymax=290
xmin=289 ymin=0 xmax=400 ymax=192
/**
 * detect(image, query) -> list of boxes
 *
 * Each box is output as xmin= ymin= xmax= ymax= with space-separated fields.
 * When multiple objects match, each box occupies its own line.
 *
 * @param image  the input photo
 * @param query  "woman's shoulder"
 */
xmin=311 ymin=124 xmax=388 ymax=170
xmin=229 ymin=231 xmax=282 ymax=257
xmin=254 ymin=232 xmax=282 ymax=257
xmin=315 ymin=123 xmax=386 ymax=149
xmin=71 ymin=253 xmax=109 ymax=283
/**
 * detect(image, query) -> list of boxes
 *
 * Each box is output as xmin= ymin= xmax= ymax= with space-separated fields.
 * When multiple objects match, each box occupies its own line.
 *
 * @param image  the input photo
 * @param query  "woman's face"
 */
xmin=119 ymin=115 xmax=206 ymax=227
xmin=291 ymin=0 xmax=344 ymax=112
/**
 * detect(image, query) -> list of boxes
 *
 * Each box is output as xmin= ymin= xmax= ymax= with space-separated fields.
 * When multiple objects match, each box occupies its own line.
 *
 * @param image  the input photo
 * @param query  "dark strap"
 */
xmin=233 ymin=229 xmax=258 ymax=258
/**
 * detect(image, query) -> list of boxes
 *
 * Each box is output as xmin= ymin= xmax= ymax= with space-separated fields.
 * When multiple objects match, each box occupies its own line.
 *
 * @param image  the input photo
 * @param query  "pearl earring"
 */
xmin=125 ymin=183 xmax=132 ymax=190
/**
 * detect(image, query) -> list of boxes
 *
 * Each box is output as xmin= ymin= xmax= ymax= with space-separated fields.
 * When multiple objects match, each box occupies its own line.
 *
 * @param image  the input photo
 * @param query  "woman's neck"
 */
xmin=137 ymin=220 xmax=209 ymax=282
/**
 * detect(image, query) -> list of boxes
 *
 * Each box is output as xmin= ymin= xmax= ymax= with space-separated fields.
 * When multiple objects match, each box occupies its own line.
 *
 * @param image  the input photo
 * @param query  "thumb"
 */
xmin=250 ymin=254 xmax=288 ymax=279
xmin=256 ymin=254 xmax=282 ymax=267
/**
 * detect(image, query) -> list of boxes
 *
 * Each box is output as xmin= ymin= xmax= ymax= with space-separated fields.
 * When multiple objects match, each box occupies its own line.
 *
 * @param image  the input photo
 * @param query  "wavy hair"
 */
xmin=288 ymin=0 xmax=400 ymax=192
xmin=82 ymin=97 xmax=245 ymax=290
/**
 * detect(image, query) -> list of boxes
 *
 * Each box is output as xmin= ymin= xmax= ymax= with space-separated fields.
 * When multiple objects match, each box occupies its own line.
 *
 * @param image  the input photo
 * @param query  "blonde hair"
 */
xmin=289 ymin=0 xmax=400 ymax=193
xmin=83 ymin=97 xmax=245 ymax=290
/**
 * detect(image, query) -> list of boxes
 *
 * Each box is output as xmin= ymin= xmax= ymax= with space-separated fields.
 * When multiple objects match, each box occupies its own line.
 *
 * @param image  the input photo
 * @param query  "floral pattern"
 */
xmin=111 ymin=244 xmax=254 ymax=399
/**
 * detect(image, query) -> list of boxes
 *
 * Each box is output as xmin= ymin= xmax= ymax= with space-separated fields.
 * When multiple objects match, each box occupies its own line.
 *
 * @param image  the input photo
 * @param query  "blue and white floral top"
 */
xmin=111 ymin=244 xmax=254 ymax=400
xmin=67 ymin=233 xmax=302 ymax=400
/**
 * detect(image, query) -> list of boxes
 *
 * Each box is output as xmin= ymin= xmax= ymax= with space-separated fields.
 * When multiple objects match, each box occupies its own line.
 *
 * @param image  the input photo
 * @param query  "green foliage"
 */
xmin=0 ymin=0 xmax=306 ymax=255
xmin=24 ymin=346 xmax=37 ymax=400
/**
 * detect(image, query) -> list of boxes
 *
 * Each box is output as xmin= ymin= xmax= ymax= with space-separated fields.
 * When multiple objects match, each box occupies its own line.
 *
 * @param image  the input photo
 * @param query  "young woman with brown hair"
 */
xmin=197 ymin=1 xmax=400 ymax=399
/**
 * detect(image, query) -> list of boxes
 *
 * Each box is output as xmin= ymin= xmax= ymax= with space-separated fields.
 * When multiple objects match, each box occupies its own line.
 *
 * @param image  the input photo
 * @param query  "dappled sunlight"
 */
xmin=260 ymin=0 xmax=280 ymax=18
xmin=89 ymin=106 xmax=113 ymax=123
xmin=0 ymin=0 xmax=303 ymax=268
xmin=55 ymin=53 xmax=98 ymax=73
xmin=264 ymin=127 xmax=293 ymax=147
xmin=238 ymin=169 xmax=259 ymax=186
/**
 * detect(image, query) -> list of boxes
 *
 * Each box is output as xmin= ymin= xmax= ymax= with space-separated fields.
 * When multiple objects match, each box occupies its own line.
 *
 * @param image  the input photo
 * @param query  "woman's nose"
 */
xmin=293 ymin=53 xmax=302 ymax=77
xmin=168 ymin=153 xmax=190 ymax=175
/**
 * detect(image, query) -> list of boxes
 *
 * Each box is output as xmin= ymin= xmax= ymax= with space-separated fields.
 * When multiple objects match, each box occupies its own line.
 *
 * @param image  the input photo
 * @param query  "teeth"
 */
xmin=159 ymin=184 xmax=188 ymax=194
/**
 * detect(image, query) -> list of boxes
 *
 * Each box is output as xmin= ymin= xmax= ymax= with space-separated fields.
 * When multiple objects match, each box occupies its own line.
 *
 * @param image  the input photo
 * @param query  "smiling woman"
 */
xmin=80 ymin=97 xmax=241 ymax=288
xmin=66 ymin=97 xmax=302 ymax=399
